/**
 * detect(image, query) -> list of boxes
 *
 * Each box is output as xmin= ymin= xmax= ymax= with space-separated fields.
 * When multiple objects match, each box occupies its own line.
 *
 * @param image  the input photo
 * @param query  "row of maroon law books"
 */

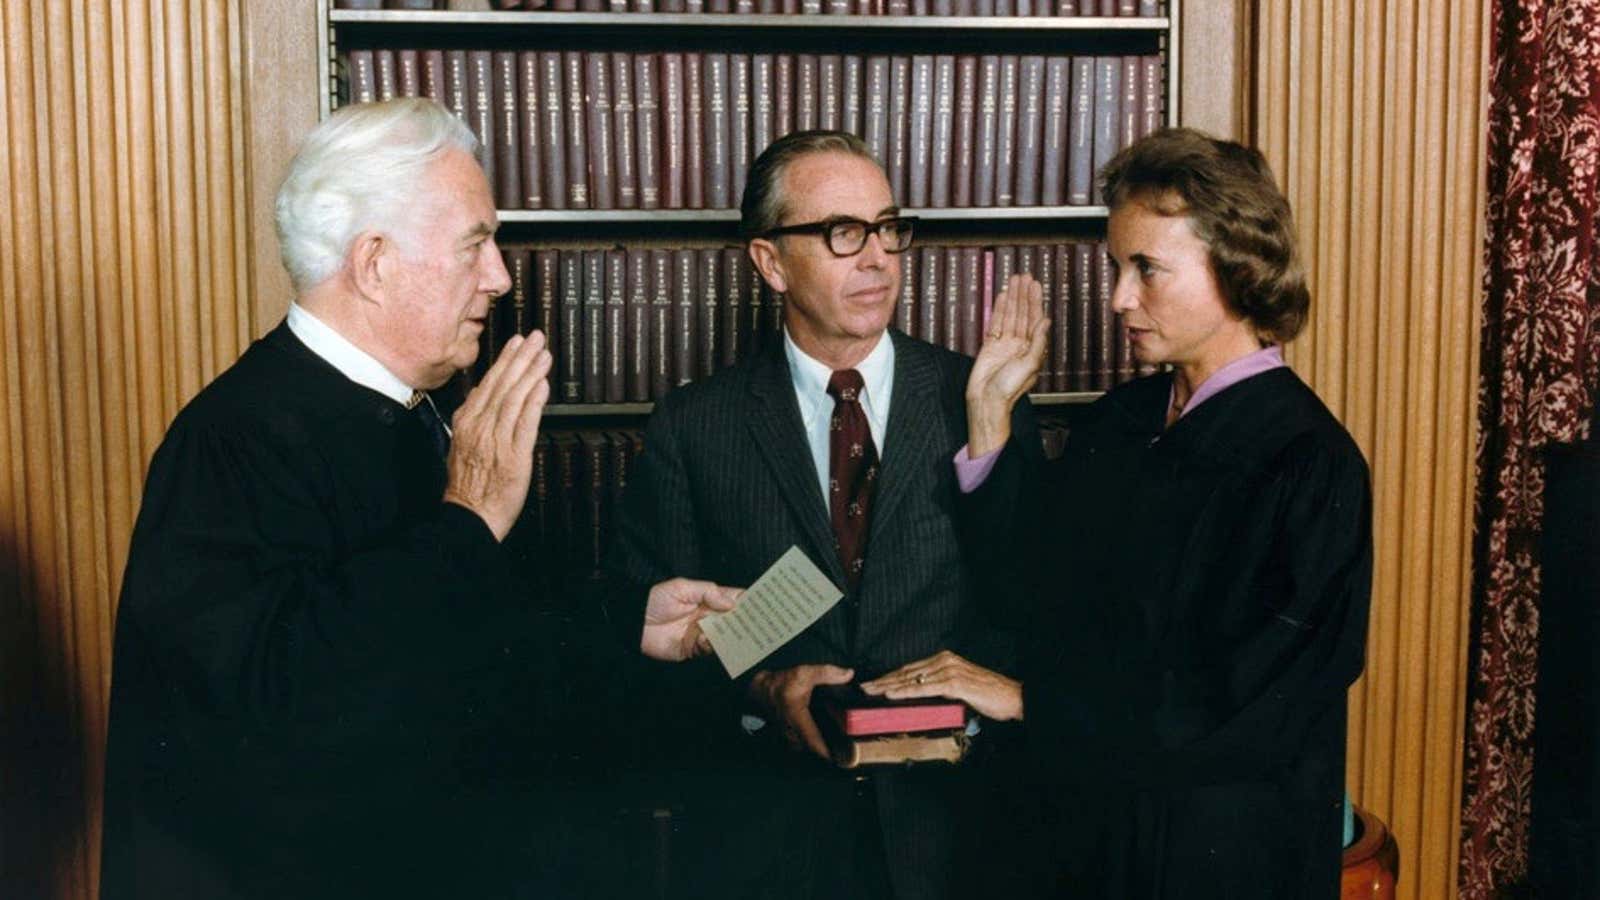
xmin=481 ymin=241 xmax=1149 ymax=407
xmin=337 ymin=0 xmax=1161 ymax=15
xmin=519 ymin=428 xmax=643 ymax=578
xmin=343 ymin=49 xmax=1163 ymax=210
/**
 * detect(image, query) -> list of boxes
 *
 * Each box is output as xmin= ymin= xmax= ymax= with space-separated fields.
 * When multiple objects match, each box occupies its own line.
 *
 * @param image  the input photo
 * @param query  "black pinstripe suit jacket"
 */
xmin=611 ymin=329 xmax=1034 ymax=900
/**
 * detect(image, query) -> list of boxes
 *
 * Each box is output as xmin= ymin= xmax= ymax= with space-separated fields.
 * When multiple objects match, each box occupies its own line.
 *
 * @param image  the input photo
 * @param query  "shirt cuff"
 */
xmin=953 ymin=444 xmax=1002 ymax=494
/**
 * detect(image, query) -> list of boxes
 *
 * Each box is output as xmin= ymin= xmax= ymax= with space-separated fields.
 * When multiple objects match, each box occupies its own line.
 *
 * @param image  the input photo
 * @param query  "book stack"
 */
xmin=517 ymin=428 xmax=646 ymax=578
xmin=341 ymin=50 xmax=1163 ymax=211
xmin=811 ymin=684 xmax=970 ymax=768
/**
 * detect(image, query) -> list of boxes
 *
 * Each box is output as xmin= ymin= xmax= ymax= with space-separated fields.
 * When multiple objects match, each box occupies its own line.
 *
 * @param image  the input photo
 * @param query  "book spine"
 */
xmin=559 ymin=250 xmax=584 ymax=402
xmin=1040 ymin=57 xmax=1068 ymax=206
xmin=886 ymin=57 xmax=912 ymax=202
xmin=598 ymin=252 xmax=623 ymax=405
xmin=564 ymin=52 xmax=591 ymax=208
xmin=918 ymin=246 xmax=942 ymax=346
xmin=974 ymin=55 xmax=999 ymax=206
xmin=635 ymin=55 xmax=661 ymax=210
xmin=517 ymin=52 xmax=543 ymax=209
xmin=1120 ymin=55 xmax=1139 ymax=156
xmin=766 ymin=280 xmax=785 ymax=344
xmin=722 ymin=247 xmax=746 ymax=367
xmin=1095 ymin=242 xmax=1117 ymax=388
xmin=730 ymin=55 xmax=752 ymax=207
xmin=704 ymin=53 xmax=731 ymax=209
xmin=795 ymin=54 xmax=818 ymax=132
xmin=673 ymin=249 xmax=698 ymax=386
xmin=468 ymin=51 xmax=496 ymax=192
xmin=907 ymin=56 xmax=934 ymax=207
xmin=896 ymin=244 xmax=917 ymax=335
xmin=752 ymin=55 xmax=776 ymax=161
xmin=684 ymin=54 xmax=705 ymax=209
xmin=994 ymin=55 xmax=1019 ymax=206
xmin=540 ymin=52 xmax=569 ymax=209
xmin=578 ymin=433 xmax=606 ymax=574
xmin=818 ymin=55 xmax=841 ymax=131
xmin=1139 ymin=0 xmax=1158 ymax=16
xmin=493 ymin=51 xmax=521 ymax=209
xmin=375 ymin=50 xmax=399 ymax=102
xmin=348 ymin=50 xmax=377 ymax=105
xmin=863 ymin=57 xmax=890 ymax=168
xmin=585 ymin=52 xmax=615 ymax=209
xmin=612 ymin=54 xmax=638 ymax=209
xmin=626 ymin=249 xmax=651 ymax=401
xmin=535 ymin=249 xmax=559 ymax=369
xmin=745 ymin=256 xmax=766 ymax=356
xmin=1140 ymin=54 xmax=1163 ymax=137
xmin=396 ymin=49 xmax=421 ymax=97
xmin=774 ymin=55 xmax=795 ymax=139
xmin=992 ymin=245 xmax=1017 ymax=309
xmin=1091 ymin=56 xmax=1120 ymax=205
xmin=1014 ymin=55 xmax=1045 ymax=206
xmin=583 ymin=250 xmax=607 ymax=401
xmin=1050 ymin=244 xmax=1071 ymax=391
xmin=444 ymin=51 xmax=468 ymax=121
xmin=698 ymin=249 xmax=721 ymax=377
xmin=961 ymin=246 xmax=983 ymax=356
xmin=506 ymin=246 xmax=533 ymax=335
xmin=841 ymin=55 xmax=863 ymax=137
xmin=942 ymin=247 xmax=962 ymax=353
xmin=887 ymin=0 xmax=909 ymax=12
xmin=1071 ymin=242 xmax=1092 ymax=390
xmin=1068 ymin=56 xmax=1094 ymax=205
xmin=661 ymin=53 xmax=686 ymax=209
xmin=982 ymin=248 xmax=994 ymax=336
xmin=951 ymin=56 xmax=977 ymax=207
xmin=420 ymin=50 xmax=445 ymax=102
xmin=929 ymin=55 xmax=955 ymax=208
xmin=649 ymin=249 xmax=673 ymax=398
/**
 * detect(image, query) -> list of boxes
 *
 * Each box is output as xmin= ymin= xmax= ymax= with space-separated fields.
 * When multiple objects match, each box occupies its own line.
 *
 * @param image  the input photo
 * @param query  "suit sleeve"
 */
xmin=117 ymin=417 xmax=522 ymax=743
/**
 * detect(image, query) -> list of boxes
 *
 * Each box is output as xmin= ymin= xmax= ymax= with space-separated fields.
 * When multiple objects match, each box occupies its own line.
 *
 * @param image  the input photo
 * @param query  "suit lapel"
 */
xmin=866 ymin=332 xmax=941 ymax=548
xmin=744 ymin=345 xmax=849 ymax=590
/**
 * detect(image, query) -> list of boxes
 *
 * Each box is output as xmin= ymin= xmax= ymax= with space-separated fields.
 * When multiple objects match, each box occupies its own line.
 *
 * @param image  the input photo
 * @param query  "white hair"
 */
xmin=274 ymin=98 xmax=479 ymax=292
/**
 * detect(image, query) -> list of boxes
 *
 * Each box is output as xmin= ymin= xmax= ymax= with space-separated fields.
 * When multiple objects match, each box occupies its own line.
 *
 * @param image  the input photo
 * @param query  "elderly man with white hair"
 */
xmin=100 ymin=98 xmax=737 ymax=900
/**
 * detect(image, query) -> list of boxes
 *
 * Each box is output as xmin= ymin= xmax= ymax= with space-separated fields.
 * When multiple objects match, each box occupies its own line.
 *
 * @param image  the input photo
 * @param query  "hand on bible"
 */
xmin=749 ymin=664 xmax=855 ymax=760
xmin=860 ymin=650 xmax=1023 ymax=722
xmin=441 ymin=332 xmax=553 ymax=541
xmin=640 ymin=577 xmax=744 ymax=662
xmin=965 ymin=274 xmax=1049 ymax=458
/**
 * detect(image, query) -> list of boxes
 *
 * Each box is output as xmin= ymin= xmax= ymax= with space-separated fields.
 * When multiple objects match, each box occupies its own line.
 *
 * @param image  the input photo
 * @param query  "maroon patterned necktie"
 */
xmin=827 ymin=369 xmax=880 ymax=591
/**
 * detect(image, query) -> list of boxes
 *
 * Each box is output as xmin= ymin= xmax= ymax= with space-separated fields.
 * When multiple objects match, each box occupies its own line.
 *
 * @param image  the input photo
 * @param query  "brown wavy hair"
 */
xmin=1100 ymin=128 xmax=1310 ymax=343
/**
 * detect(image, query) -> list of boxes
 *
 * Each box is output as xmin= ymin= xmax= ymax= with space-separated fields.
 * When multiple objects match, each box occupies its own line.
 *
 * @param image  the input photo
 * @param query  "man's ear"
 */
xmin=348 ymin=231 xmax=388 ymax=301
xmin=747 ymin=238 xmax=788 ymax=295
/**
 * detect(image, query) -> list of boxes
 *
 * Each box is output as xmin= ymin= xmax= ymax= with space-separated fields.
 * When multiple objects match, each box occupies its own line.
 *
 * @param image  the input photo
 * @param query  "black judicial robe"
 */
xmin=975 ymin=367 xmax=1371 ymax=899
xmin=101 ymin=324 xmax=556 ymax=900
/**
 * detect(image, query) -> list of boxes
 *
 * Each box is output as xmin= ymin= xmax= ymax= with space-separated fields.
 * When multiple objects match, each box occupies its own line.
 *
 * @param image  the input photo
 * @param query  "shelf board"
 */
xmin=498 ymin=205 xmax=1110 ymax=224
xmin=330 ymin=10 xmax=1170 ymax=31
xmin=544 ymin=390 xmax=1100 ymax=416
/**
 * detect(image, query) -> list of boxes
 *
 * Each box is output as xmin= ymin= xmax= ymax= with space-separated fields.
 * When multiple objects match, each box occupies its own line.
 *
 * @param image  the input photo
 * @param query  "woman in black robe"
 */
xmin=862 ymin=128 xmax=1372 ymax=899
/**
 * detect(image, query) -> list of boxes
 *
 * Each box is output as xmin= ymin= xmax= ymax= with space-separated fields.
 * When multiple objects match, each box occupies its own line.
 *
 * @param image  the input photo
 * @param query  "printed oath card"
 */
xmin=699 ymin=545 xmax=842 ymax=679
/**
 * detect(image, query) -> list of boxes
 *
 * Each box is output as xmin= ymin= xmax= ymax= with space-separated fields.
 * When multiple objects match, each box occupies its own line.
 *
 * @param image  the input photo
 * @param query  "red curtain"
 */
xmin=1460 ymin=0 xmax=1600 ymax=895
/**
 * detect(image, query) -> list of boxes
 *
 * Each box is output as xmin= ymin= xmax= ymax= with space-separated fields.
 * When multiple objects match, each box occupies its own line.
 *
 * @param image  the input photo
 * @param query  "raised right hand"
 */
xmin=442 ymin=331 xmax=553 ymax=541
xmin=748 ymin=663 xmax=855 ymax=760
xmin=965 ymin=274 xmax=1048 ymax=457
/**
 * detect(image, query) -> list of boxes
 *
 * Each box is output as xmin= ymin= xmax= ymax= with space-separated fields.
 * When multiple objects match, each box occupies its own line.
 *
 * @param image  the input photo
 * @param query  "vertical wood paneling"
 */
xmin=0 ymin=2 xmax=259 ymax=896
xmin=1254 ymin=1 xmax=1488 ymax=897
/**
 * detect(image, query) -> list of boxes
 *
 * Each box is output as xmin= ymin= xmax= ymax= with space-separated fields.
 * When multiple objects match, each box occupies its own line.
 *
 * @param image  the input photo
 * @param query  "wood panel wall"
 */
xmin=1253 ymin=2 xmax=1488 ymax=898
xmin=0 ymin=1 xmax=312 ymax=897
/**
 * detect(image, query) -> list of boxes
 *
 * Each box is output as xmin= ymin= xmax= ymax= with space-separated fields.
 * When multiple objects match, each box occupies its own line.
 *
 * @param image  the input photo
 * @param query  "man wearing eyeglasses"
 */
xmin=610 ymin=130 xmax=1038 ymax=900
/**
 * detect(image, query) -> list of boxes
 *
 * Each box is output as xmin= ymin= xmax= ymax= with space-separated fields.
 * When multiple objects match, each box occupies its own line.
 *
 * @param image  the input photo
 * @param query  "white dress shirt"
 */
xmin=286 ymin=302 xmax=417 ymax=405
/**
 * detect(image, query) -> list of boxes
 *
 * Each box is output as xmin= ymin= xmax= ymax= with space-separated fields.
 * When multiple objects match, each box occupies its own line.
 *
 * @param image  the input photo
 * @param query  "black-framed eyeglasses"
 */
xmin=759 ymin=215 xmax=918 ymax=257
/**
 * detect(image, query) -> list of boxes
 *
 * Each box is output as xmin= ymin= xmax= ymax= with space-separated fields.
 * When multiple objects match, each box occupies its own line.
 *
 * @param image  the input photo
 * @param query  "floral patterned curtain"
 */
xmin=1460 ymin=0 xmax=1600 ymax=895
